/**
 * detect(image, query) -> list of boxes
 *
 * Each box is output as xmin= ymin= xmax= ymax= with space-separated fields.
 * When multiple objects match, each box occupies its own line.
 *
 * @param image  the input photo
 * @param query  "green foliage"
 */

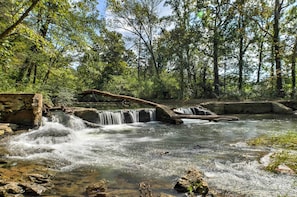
xmin=0 ymin=0 xmax=297 ymax=102
xmin=249 ymin=131 xmax=297 ymax=150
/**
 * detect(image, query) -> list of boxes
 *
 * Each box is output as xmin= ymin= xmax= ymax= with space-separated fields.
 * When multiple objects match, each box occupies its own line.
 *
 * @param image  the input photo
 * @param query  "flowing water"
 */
xmin=2 ymin=110 xmax=297 ymax=196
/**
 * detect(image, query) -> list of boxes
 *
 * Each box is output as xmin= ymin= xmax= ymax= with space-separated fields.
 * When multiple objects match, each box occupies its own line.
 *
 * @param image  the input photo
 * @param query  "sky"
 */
xmin=97 ymin=0 xmax=107 ymax=18
xmin=96 ymin=0 xmax=172 ymax=19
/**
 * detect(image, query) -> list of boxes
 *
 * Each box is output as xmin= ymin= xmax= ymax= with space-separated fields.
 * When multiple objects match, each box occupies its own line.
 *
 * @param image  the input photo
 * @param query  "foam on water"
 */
xmin=3 ymin=113 xmax=297 ymax=196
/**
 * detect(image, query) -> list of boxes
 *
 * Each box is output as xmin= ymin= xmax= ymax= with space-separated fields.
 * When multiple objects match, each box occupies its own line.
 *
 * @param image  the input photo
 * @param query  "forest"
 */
xmin=0 ymin=0 xmax=296 ymax=104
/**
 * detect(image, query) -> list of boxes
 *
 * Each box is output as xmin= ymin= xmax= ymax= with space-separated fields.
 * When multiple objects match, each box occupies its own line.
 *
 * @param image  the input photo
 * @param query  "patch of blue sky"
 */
xmin=97 ymin=0 xmax=107 ymax=18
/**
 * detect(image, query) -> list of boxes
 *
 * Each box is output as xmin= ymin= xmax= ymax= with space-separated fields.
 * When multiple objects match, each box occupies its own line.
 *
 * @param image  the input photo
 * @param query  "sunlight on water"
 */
xmin=4 ymin=112 xmax=297 ymax=196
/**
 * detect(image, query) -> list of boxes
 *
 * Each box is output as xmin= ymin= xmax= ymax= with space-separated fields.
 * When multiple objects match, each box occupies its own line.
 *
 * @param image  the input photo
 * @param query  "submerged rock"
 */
xmin=0 ymin=161 xmax=53 ymax=196
xmin=85 ymin=180 xmax=108 ymax=197
xmin=174 ymin=169 xmax=209 ymax=196
xmin=0 ymin=181 xmax=48 ymax=196
xmin=0 ymin=123 xmax=18 ymax=137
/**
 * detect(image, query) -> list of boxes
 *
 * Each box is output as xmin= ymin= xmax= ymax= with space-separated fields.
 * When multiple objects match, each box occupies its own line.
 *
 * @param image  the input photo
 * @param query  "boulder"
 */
xmin=73 ymin=108 xmax=100 ymax=123
xmin=0 ymin=180 xmax=48 ymax=196
xmin=276 ymin=164 xmax=295 ymax=175
xmin=0 ymin=94 xmax=43 ymax=128
xmin=174 ymin=169 xmax=209 ymax=196
xmin=0 ymin=123 xmax=18 ymax=137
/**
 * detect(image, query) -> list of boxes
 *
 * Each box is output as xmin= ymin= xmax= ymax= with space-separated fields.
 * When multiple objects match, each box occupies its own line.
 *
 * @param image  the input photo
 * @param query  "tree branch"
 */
xmin=0 ymin=0 xmax=40 ymax=40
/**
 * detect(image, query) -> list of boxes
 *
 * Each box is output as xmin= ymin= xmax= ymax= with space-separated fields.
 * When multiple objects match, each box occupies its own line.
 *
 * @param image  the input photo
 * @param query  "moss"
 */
xmin=248 ymin=131 xmax=297 ymax=150
xmin=248 ymin=131 xmax=297 ymax=173
xmin=265 ymin=151 xmax=297 ymax=173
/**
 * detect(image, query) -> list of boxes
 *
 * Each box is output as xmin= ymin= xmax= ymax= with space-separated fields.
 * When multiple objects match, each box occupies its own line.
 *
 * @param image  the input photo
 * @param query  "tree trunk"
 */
xmin=238 ymin=35 xmax=244 ymax=92
xmin=257 ymin=41 xmax=264 ymax=83
xmin=291 ymin=39 xmax=297 ymax=97
xmin=178 ymin=55 xmax=185 ymax=99
xmin=202 ymin=64 xmax=207 ymax=97
xmin=213 ymin=34 xmax=220 ymax=97
xmin=274 ymin=0 xmax=284 ymax=97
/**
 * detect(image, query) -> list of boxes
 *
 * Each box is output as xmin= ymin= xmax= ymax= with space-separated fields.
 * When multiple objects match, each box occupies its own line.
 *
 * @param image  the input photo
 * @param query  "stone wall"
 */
xmin=0 ymin=94 xmax=43 ymax=128
xmin=201 ymin=101 xmax=293 ymax=115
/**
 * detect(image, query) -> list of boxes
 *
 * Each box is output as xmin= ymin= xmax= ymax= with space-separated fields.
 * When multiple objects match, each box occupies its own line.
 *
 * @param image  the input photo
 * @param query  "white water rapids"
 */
xmin=3 ymin=111 xmax=297 ymax=196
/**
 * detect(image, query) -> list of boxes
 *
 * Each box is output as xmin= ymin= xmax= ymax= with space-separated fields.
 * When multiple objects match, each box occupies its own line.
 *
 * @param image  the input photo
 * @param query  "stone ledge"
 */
xmin=201 ymin=101 xmax=293 ymax=115
xmin=0 ymin=94 xmax=42 ymax=128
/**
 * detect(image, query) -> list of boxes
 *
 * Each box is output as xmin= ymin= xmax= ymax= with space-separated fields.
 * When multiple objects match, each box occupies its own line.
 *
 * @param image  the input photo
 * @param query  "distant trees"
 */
xmin=0 ymin=0 xmax=296 ymax=101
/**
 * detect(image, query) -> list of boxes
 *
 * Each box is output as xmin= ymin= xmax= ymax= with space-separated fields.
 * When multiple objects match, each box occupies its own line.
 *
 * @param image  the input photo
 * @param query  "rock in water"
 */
xmin=139 ymin=182 xmax=153 ymax=197
xmin=85 ymin=180 xmax=108 ymax=197
xmin=174 ymin=169 xmax=209 ymax=196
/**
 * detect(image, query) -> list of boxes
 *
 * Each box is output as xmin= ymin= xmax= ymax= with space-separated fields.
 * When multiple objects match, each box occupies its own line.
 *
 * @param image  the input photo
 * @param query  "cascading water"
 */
xmin=3 ymin=110 xmax=297 ymax=196
xmin=98 ymin=111 xmax=124 ymax=125
xmin=174 ymin=106 xmax=214 ymax=115
xmin=96 ymin=109 xmax=155 ymax=125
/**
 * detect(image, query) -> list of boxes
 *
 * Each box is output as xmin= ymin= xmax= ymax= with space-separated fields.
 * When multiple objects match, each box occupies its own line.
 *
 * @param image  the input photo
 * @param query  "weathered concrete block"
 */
xmin=0 ymin=94 xmax=42 ymax=128
xmin=201 ymin=101 xmax=294 ymax=115
xmin=139 ymin=109 xmax=151 ymax=122
xmin=272 ymin=102 xmax=293 ymax=114
xmin=224 ymin=102 xmax=272 ymax=114
xmin=200 ymin=102 xmax=225 ymax=114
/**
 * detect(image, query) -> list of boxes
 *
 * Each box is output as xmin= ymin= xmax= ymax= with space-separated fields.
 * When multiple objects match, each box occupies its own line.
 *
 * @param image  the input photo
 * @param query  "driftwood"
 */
xmin=80 ymin=89 xmax=239 ymax=124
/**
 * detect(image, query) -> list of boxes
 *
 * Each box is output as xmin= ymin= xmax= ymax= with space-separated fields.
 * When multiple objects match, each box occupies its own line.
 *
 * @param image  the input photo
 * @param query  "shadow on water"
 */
xmin=2 ymin=111 xmax=297 ymax=196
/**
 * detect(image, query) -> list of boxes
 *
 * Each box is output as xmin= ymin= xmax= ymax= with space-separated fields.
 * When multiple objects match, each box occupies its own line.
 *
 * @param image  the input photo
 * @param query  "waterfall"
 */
xmin=50 ymin=111 xmax=86 ymax=130
xmin=174 ymin=107 xmax=195 ymax=114
xmin=96 ymin=109 xmax=156 ymax=125
xmin=174 ymin=106 xmax=214 ymax=115
xmin=98 ymin=111 xmax=124 ymax=125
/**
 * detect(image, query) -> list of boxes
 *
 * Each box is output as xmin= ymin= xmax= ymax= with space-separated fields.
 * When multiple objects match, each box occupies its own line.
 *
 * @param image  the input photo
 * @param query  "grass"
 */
xmin=248 ymin=131 xmax=297 ymax=173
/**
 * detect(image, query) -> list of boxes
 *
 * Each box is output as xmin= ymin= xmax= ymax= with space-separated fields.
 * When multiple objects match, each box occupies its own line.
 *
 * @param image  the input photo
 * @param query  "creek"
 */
xmin=2 ymin=109 xmax=297 ymax=196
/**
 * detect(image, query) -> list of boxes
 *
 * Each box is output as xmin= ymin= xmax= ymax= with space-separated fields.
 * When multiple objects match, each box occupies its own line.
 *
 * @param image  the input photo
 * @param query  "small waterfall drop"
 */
xmin=50 ymin=111 xmax=86 ymax=130
xmin=96 ymin=109 xmax=155 ymax=125
xmin=174 ymin=106 xmax=214 ymax=115
xmin=98 ymin=111 xmax=124 ymax=125
xmin=174 ymin=107 xmax=194 ymax=114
